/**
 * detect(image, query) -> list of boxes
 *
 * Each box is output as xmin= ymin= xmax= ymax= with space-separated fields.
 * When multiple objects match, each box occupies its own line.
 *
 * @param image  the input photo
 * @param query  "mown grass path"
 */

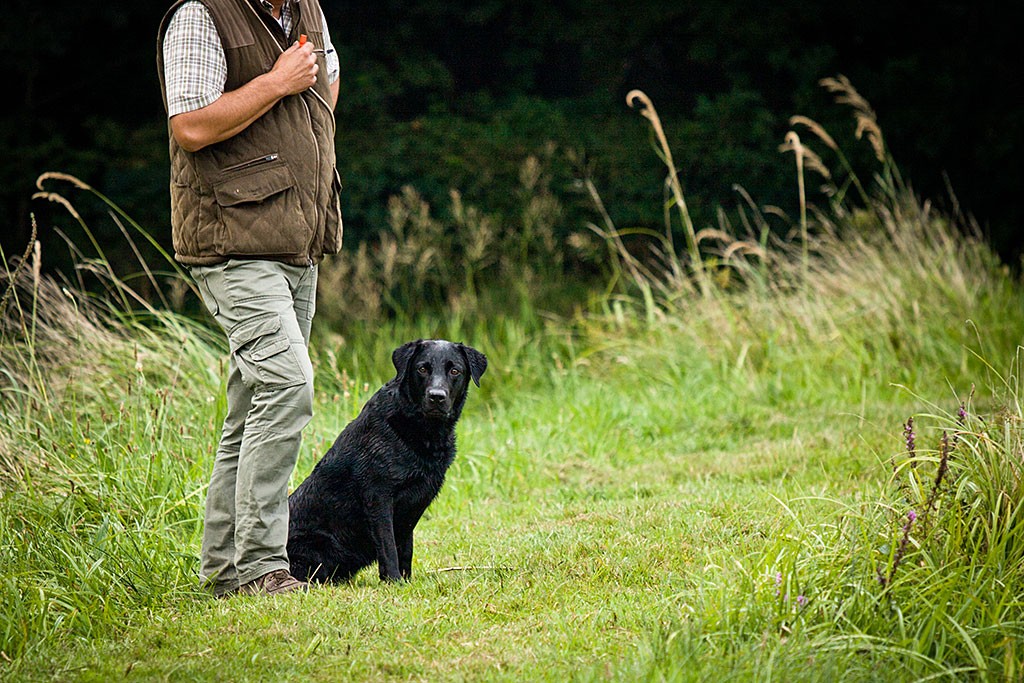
xmin=9 ymin=334 xmax=922 ymax=681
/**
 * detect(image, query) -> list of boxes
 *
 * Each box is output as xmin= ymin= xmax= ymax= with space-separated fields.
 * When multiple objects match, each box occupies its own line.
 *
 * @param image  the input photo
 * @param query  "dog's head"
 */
xmin=392 ymin=339 xmax=487 ymax=420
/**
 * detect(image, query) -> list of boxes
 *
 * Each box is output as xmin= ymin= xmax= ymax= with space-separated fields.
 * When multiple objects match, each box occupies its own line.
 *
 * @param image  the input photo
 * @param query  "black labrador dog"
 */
xmin=287 ymin=339 xmax=487 ymax=583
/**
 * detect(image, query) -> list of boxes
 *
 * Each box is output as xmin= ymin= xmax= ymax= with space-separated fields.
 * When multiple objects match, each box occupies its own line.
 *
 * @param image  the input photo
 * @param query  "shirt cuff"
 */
xmin=167 ymin=90 xmax=223 ymax=118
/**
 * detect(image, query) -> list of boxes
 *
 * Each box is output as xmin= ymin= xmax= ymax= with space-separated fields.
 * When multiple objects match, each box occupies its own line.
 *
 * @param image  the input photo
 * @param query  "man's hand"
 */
xmin=170 ymin=40 xmax=319 ymax=152
xmin=266 ymin=41 xmax=319 ymax=98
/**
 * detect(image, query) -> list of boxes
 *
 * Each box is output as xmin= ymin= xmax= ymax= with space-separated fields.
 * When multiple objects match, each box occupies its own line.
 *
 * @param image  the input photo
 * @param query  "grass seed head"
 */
xmin=789 ymin=115 xmax=839 ymax=152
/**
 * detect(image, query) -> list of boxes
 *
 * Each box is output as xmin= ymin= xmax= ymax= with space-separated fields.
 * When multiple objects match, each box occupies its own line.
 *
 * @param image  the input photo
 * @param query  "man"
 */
xmin=157 ymin=0 xmax=342 ymax=596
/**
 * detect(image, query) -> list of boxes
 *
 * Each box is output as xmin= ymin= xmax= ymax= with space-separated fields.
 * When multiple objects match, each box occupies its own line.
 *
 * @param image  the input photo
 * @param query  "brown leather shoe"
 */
xmin=238 ymin=569 xmax=308 ymax=596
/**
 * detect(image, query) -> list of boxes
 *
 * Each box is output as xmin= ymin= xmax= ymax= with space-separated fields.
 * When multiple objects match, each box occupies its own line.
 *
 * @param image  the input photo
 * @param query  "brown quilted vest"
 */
xmin=156 ymin=0 xmax=342 ymax=266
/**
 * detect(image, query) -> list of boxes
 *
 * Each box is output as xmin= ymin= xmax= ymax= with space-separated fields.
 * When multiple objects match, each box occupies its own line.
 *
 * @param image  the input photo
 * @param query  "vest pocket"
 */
xmin=213 ymin=159 xmax=309 ymax=257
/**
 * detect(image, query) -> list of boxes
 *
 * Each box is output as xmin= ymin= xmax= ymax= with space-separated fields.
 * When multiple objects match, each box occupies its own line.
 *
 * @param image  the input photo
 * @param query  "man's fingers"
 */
xmin=270 ymin=42 xmax=319 ymax=94
xmin=284 ymin=41 xmax=314 ymax=56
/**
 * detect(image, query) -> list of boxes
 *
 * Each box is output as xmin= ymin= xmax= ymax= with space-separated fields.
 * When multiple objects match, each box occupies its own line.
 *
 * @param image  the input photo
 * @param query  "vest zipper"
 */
xmin=222 ymin=153 xmax=279 ymax=173
xmin=243 ymin=0 xmax=323 ymax=266
xmin=298 ymin=95 xmax=322 ymax=266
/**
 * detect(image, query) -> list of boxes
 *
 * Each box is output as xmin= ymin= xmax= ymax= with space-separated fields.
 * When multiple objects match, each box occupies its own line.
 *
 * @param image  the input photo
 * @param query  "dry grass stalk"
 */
xmin=30 ymin=191 xmax=84 ymax=225
xmin=695 ymin=228 xmax=734 ymax=244
xmin=762 ymin=206 xmax=790 ymax=222
xmin=1 ymin=215 xmax=39 ymax=315
xmin=2 ymin=271 xmax=125 ymax=406
xmin=789 ymin=115 xmax=839 ymax=151
xmin=582 ymin=176 xmax=648 ymax=288
xmin=819 ymin=75 xmax=886 ymax=162
xmin=31 ymin=241 xmax=41 ymax=290
xmin=626 ymin=89 xmax=707 ymax=295
xmin=855 ymin=115 xmax=886 ymax=163
xmin=780 ymin=131 xmax=810 ymax=280
xmin=35 ymin=171 xmax=93 ymax=192
xmin=0 ymin=431 xmax=26 ymax=485
xmin=722 ymin=241 xmax=766 ymax=261
xmin=819 ymin=75 xmax=872 ymax=114
xmin=778 ymin=135 xmax=832 ymax=182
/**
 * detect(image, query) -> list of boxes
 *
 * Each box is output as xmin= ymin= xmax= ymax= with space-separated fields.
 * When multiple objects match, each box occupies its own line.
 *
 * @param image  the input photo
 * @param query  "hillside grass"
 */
xmin=3 ymin=82 xmax=1023 ymax=681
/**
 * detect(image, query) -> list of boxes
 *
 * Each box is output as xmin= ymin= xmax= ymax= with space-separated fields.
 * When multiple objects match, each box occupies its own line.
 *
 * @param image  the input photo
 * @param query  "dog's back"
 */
xmin=288 ymin=340 xmax=486 ymax=582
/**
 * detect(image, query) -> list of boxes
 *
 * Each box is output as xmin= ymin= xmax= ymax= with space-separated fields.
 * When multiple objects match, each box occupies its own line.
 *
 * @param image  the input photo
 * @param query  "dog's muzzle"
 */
xmin=425 ymin=389 xmax=449 ymax=415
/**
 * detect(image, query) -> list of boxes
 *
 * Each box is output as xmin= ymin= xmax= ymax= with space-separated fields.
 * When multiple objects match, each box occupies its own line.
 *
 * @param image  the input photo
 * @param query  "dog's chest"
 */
xmin=378 ymin=414 xmax=454 ymax=507
xmin=391 ymin=468 xmax=444 ymax=511
xmin=390 ymin=451 xmax=447 ymax=488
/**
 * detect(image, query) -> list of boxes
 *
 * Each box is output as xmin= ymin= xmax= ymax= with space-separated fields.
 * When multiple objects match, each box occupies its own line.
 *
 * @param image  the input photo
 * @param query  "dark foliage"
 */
xmin=2 ymin=1 xmax=1021 ymax=280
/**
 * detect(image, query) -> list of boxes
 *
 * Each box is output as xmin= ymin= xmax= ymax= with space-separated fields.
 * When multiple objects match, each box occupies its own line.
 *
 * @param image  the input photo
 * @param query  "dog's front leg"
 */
xmin=367 ymin=502 xmax=403 ymax=582
xmin=397 ymin=532 xmax=413 ymax=580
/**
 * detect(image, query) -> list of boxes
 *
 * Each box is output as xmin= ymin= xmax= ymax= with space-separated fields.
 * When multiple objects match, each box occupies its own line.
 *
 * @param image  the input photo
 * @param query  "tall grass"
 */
xmin=625 ymin=369 xmax=1024 ymax=681
xmin=0 ymin=244 xmax=219 ymax=665
xmin=588 ymin=76 xmax=1014 ymax=400
xmin=590 ymin=76 xmax=1024 ymax=680
xmin=315 ymin=152 xmax=570 ymax=331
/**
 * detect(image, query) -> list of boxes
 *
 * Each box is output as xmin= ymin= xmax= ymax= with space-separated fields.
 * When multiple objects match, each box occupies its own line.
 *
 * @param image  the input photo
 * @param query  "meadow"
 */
xmin=1 ymin=80 xmax=1022 ymax=681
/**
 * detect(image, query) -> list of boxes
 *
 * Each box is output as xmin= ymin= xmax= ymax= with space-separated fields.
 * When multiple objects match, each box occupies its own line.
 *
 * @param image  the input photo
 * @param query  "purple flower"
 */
xmin=884 ymin=509 xmax=918 ymax=587
xmin=797 ymin=595 xmax=807 ymax=608
xmin=775 ymin=572 xmax=783 ymax=597
xmin=904 ymin=417 xmax=916 ymax=457
xmin=953 ymin=403 xmax=967 ymax=448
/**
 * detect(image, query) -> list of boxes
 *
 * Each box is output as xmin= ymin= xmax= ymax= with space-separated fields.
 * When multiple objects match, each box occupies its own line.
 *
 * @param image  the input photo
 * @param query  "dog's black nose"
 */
xmin=427 ymin=389 xmax=447 ymax=406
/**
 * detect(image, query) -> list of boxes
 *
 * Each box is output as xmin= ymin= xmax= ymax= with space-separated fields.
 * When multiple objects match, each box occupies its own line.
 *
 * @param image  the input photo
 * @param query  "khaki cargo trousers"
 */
xmin=190 ymin=259 xmax=317 ymax=596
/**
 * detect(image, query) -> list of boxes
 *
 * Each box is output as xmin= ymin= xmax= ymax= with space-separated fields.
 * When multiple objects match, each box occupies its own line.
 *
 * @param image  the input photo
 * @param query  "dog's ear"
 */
xmin=458 ymin=344 xmax=488 ymax=387
xmin=392 ymin=340 xmax=422 ymax=384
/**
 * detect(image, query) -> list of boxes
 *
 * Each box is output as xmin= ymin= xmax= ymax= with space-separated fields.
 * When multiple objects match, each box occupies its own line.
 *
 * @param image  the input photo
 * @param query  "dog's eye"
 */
xmin=449 ymin=367 xmax=461 ymax=377
xmin=417 ymin=365 xmax=429 ymax=376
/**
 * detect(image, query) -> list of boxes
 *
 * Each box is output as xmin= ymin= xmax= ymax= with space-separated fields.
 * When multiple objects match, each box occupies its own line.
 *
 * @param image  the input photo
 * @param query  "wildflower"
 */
xmin=774 ymin=572 xmax=783 ymax=597
xmin=903 ymin=417 xmax=916 ymax=465
xmin=883 ymin=508 xmax=918 ymax=588
xmin=796 ymin=595 xmax=807 ymax=608
xmin=953 ymin=402 xmax=967 ymax=448
xmin=924 ymin=432 xmax=951 ymax=516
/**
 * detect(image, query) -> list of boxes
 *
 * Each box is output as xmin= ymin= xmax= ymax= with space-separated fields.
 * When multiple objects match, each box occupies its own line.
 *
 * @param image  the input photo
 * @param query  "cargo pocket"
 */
xmin=213 ymin=157 xmax=308 ymax=257
xmin=228 ymin=313 xmax=306 ymax=392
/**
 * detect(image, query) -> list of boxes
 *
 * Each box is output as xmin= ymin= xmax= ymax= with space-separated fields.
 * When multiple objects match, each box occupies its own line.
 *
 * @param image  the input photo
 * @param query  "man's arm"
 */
xmin=170 ymin=42 xmax=319 ymax=153
xmin=329 ymin=79 xmax=339 ymax=110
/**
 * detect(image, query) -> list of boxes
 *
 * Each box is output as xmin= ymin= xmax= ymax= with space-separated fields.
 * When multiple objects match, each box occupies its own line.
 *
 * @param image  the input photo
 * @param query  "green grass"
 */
xmin=3 ymin=82 xmax=1023 ymax=681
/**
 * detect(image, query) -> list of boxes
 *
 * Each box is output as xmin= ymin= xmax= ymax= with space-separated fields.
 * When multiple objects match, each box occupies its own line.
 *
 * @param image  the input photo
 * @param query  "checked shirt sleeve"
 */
xmin=162 ymin=1 xmax=228 ymax=118
xmin=320 ymin=11 xmax=339 ymax=85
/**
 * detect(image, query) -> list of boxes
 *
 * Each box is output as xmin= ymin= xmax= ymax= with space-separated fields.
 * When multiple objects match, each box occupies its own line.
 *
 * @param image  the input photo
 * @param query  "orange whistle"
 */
xmin=299 ymin=34 xmax=308 ymax=46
